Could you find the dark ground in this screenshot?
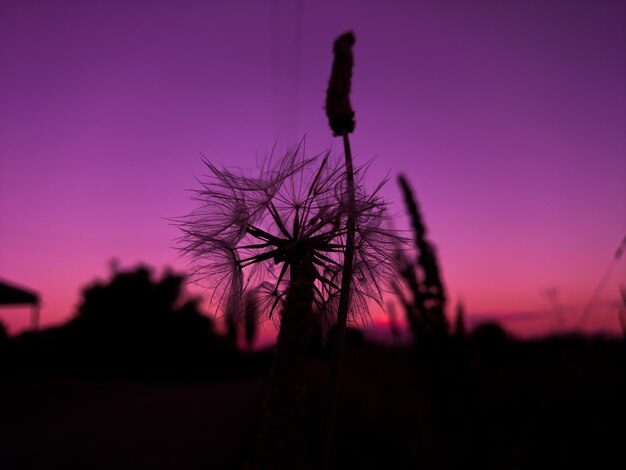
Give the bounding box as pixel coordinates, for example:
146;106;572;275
1;337;625;469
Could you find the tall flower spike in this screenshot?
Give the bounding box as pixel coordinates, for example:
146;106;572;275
325;31;356;136
322;31;358;470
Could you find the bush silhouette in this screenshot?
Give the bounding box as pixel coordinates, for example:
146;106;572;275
60;264;230;377
0;321;7;372
76;265;212;335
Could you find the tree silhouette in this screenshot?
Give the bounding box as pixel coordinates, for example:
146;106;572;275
77;265;208;330
70;264;217;375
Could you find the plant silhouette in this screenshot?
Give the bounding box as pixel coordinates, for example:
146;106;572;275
77;265;208;331
224;287;261;351
395;174;448;345
176;142;400;468
322;32;359;470
68;264;219;376
454;300;467;341
0;321;7;369
619;286;626;338
244;289;260;351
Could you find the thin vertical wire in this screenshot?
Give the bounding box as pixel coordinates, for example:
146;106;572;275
270;0;303;143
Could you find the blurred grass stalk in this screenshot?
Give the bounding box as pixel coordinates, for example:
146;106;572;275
397;174;448;344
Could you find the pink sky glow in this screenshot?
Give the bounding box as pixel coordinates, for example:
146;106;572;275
1;0;625;339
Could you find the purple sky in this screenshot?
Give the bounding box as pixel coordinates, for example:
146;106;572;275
1;0;624;338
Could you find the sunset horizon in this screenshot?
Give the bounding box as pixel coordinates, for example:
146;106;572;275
2;0;625;339
2;3;625;469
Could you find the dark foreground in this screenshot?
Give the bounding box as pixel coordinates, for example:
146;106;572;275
1;336;625;469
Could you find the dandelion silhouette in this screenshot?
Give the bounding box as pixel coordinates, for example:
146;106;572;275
176;141;400;469
177;142;397;323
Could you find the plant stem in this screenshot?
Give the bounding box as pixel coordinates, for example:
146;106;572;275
255;258;316;470
322;133;356;470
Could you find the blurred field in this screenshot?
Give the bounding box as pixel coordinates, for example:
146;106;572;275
0;376;267;469
1;337;625;469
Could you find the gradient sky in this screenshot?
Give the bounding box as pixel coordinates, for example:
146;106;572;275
1;0;624;338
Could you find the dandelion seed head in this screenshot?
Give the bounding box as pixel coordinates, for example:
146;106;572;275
175;143;405;331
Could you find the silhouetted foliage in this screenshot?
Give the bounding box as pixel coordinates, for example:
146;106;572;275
176;142;400;469
0;320;7;343
244;289;259;351
2;334;624;470
225;295;239;347
619;286;626;338
471;322;509;344
223;288;260;351
0;264;262;380
176;145;397;326
454;301;467;341
386;300;402;344
177;36;400;463
75;264;213;339
395;175;448;346
64;264;230;376
322;32;373;470
0;321;7;372
471;322;511;365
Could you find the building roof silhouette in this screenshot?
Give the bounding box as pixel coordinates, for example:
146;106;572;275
0;278;41;330
0;279;39;306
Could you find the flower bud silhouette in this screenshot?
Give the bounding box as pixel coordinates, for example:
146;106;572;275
325;31;356;136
